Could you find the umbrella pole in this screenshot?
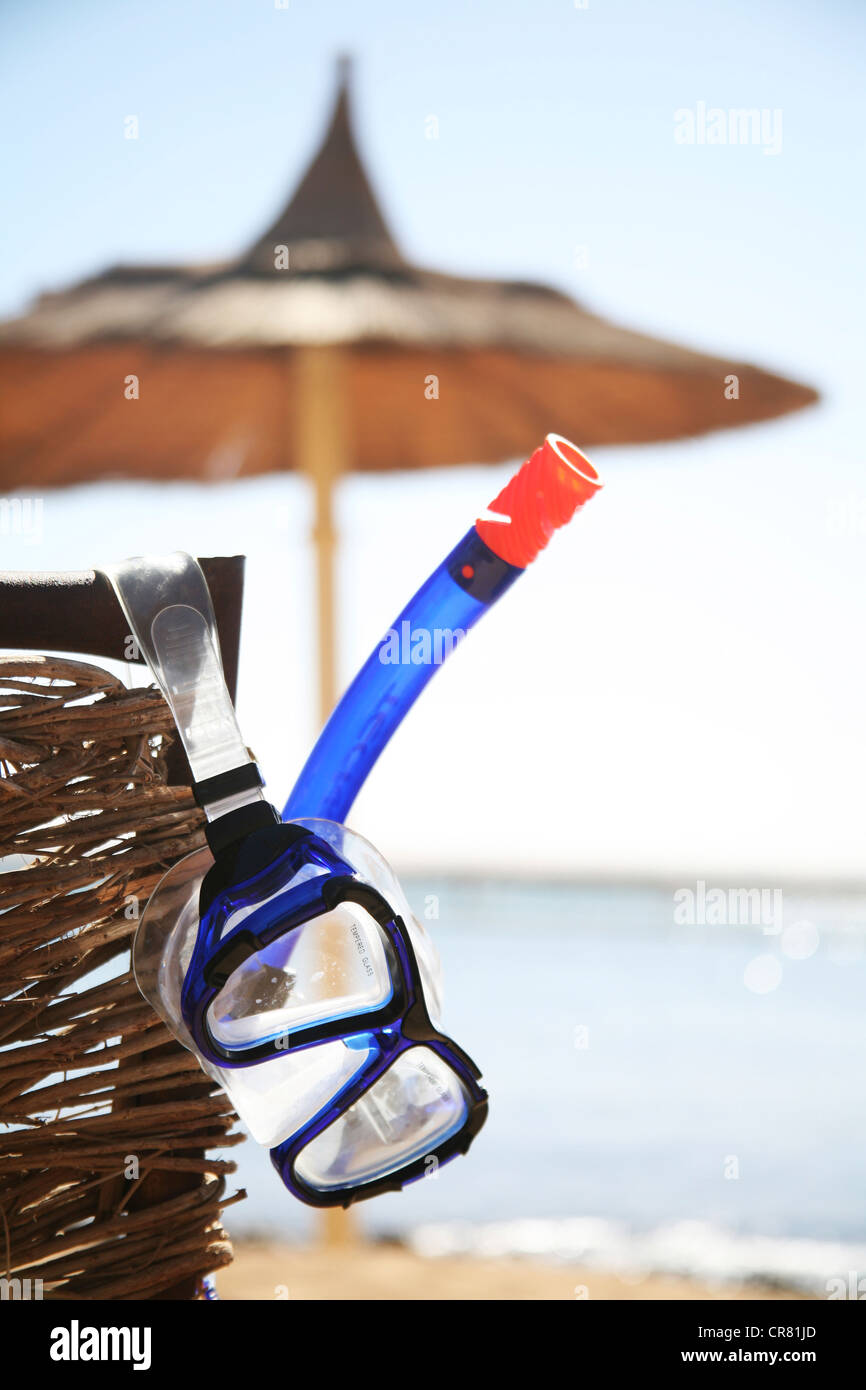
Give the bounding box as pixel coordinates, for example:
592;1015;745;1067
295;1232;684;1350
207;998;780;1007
305;368;339;730
296;345;358;1250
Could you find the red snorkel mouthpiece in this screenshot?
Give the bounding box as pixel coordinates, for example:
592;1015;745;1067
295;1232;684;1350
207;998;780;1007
475;433;602;568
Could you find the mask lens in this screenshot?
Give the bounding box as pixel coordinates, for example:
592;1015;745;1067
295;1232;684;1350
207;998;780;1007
294;1046;470;1192
220;1037;379;1149
207;904;397;1049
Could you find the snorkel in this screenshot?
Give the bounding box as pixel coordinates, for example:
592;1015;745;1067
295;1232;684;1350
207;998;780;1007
286;433;601;822
111;432;602;1208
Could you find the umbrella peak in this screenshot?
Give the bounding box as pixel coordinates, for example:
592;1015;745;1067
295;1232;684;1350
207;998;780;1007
239;57;405;278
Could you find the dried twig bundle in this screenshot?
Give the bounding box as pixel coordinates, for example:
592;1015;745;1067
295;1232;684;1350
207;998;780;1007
0;656;244;1299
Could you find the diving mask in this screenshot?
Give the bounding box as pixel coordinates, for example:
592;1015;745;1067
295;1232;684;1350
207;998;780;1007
105;553;487;1204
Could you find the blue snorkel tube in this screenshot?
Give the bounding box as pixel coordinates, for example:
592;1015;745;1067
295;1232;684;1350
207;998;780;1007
284;530;518;822
285;433;603;822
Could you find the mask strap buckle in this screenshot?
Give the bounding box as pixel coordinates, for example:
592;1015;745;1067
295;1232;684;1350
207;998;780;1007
103;552;267;827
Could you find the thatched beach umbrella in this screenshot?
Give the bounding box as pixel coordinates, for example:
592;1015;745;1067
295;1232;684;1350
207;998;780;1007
0;59;816;723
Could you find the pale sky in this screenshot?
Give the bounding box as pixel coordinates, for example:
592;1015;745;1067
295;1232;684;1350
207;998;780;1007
1;0;864;883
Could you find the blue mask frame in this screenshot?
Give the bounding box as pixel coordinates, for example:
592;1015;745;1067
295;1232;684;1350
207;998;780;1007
179;815;488;1206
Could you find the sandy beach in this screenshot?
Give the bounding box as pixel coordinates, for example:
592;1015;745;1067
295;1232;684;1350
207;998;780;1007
219;1241;810;1301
